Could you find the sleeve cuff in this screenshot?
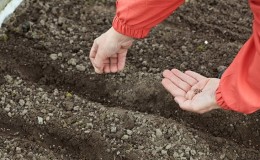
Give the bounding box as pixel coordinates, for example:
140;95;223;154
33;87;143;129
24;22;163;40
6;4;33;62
215;86;231;110
112;16;151;39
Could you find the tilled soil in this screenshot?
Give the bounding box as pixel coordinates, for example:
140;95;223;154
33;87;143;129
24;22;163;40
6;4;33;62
0;0;260;159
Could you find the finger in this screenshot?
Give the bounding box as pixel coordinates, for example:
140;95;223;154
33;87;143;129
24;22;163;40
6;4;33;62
118;51;127;71
89;41;98;64
103;59;110;64
185;70;206;81
93;49;106;73
162;78;186;97
171;69;197;86
104;64;111;73
90;41;101;72
89;40;98;59
110;56;118;73
163;70;191;92
118;48;128;54
94;67;103;74
121;40;133;49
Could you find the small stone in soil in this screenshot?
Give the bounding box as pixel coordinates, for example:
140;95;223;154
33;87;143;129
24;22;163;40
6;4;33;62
121;135;129;140
37;116;44;125
161;150;167;155
156;129;163;137
16;147;22;154
76;64;86;71
165;144;172;150
19;99;25;106
58;52;63;57
68;58;77;66
86;123;93;129
126;129;133;135
111;126;117;133
50;54;58;60
4;75;13;83
217;66;227;73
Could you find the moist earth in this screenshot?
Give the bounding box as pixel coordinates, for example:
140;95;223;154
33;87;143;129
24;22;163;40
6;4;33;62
0;0;259;159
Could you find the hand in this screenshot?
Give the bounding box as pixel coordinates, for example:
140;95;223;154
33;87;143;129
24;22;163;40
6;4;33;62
162;69;221;114
89;27;134;74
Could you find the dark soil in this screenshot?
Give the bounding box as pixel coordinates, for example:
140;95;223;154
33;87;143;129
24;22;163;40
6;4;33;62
0;0;260;159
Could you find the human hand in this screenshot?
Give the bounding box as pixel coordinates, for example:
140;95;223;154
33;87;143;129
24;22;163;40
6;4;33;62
89;27;134;74
162;69;220;114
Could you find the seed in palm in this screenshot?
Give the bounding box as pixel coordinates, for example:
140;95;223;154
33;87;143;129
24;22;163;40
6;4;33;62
194;89;202;95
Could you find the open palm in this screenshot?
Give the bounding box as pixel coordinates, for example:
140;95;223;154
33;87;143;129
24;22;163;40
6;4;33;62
162;69;220;114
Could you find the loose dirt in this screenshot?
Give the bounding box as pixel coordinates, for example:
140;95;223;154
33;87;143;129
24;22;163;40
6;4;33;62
0;0;260;159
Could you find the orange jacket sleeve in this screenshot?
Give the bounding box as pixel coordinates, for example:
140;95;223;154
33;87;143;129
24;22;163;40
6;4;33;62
112;0;184;38
216;0;260;114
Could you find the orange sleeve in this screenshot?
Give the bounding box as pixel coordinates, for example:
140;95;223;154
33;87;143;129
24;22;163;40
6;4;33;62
112;0;184;38
216;0;260;114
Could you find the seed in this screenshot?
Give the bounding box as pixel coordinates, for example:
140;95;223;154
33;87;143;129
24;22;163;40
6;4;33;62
194;89;202;95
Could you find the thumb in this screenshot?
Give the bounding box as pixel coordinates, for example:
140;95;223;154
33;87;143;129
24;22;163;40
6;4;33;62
174;96;193;112
121;40;133;49
94;50;106;74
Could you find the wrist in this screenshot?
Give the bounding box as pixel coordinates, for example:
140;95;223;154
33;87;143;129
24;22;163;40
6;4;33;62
211;95;221;110
210;79;221;110
110;27;134;42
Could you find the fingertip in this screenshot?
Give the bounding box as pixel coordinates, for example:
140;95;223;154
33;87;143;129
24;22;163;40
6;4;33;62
111;70;117;73
161;78;170;86
93;61;102;70
161;78;166;87
184;70;192;74
162;69;171;77
118;67;124;72
161;78;171;91
117;62;125;72
94;68;103;74
104;65;111;73
94;63;103;73
110;64;118;73
117;56;126;71
111;69;118;73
